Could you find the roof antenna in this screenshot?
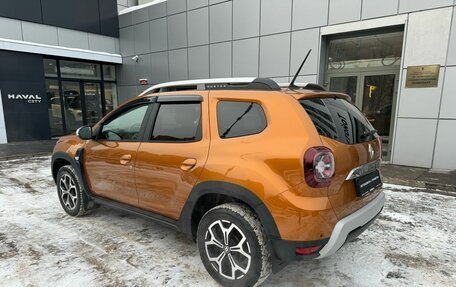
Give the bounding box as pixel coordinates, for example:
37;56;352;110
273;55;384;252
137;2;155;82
289;49;312;89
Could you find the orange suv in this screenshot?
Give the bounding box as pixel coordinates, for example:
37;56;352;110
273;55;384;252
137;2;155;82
52;77;384;286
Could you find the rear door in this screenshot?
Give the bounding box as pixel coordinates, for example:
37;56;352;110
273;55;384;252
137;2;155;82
135;93;210;220
300;97;382;219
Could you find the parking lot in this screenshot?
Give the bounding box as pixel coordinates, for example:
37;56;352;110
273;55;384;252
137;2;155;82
0;156;455;286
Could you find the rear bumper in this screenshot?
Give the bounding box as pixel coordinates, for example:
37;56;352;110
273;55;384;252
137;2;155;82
317;191;385;259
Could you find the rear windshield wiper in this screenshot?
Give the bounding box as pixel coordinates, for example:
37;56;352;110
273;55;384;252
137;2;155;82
360;129;378;139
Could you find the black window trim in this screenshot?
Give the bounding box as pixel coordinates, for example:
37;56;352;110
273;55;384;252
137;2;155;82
216;100;268;139
144;97;203;144
94;97;156;143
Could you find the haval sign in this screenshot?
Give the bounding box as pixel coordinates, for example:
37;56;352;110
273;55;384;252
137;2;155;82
7;94;42;104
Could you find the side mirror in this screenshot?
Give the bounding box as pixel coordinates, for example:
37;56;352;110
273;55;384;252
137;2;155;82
76;125;93;140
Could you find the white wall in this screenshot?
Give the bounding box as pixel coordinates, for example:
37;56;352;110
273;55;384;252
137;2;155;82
117;1;456;170
118;0;139;12
0;17;120;57
392;7;454;169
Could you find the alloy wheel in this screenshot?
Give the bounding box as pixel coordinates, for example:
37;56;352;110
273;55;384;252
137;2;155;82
204;219;252;280
59;173;78;211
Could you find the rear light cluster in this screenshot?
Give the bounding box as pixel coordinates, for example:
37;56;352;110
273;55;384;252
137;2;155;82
304;147;335;188
376;135;383;159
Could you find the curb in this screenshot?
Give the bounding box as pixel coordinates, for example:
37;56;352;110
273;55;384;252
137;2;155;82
0;152;52;162
383;176;456;197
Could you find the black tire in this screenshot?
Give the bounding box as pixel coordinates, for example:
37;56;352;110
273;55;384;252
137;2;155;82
56;165;92;217
197;203;272;287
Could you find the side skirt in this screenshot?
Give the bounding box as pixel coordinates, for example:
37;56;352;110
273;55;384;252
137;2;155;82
90;195;180;231
71;148;181;232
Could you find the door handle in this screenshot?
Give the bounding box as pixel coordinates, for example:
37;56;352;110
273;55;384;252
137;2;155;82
181;158;197;171
120;154;132;165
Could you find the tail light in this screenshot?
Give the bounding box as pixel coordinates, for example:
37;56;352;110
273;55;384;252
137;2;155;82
304;147;335;188
376;135;382;159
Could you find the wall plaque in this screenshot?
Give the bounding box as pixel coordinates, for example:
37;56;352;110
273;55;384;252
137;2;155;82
405;65;440;88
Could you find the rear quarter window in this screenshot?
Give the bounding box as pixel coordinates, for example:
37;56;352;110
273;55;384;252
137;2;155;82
300;98;376;144
217;101;267;139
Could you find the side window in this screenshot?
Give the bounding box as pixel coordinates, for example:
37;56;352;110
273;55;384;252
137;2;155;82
99;105;149;141
151;103;202;142
217;101;267;138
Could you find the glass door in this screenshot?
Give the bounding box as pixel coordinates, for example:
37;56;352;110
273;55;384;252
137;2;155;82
45;79;64;137
361;73;399;159
83;82;103;126
62;81;83;132
329;75;359;105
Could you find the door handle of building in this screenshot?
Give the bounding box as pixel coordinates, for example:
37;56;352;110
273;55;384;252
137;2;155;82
181;158;197;171
120;154;132;165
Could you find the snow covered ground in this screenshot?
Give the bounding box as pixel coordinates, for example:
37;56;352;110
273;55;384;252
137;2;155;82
0;156;455;287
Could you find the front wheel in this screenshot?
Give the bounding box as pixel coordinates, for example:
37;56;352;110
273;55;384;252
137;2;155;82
56;165;91;216
197;203;272;287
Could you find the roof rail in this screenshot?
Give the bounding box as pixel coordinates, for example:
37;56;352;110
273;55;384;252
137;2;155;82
278;83;326;91
139;77;281;96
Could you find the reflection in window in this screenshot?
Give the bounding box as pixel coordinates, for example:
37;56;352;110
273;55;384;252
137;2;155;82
300;98;376;145
328;31;404;71
62;81;83;132
217;101;267;138
44;59;58;77
330;76;357;103
84;83;103;125
152;104;202;142
103;65;116;81
46;79;63;137
60;60;101;80
104;83;118;113
100;105;148;141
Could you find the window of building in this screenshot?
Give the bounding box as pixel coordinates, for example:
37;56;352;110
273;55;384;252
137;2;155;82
59;60;101;80
217;101;267;139
99;105;149;141
151;103;202;142
327;31;404;71
43;58;117;136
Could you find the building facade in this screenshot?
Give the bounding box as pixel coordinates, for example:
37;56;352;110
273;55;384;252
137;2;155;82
0;0;122;143
116;0;456;170
1;0;455;171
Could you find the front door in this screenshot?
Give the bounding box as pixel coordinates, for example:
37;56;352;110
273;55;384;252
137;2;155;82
135;94;210;220
83;102;151;206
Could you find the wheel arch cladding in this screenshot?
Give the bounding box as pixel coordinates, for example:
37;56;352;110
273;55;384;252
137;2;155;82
51;152;76;182
179;181;281;241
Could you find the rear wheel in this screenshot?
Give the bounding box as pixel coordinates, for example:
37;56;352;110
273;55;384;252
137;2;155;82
56;165;92;216
197;203;272;287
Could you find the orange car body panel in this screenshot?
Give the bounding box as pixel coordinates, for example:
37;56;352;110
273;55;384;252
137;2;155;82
53;87;382;243
83;141;140;206
135;91;210;219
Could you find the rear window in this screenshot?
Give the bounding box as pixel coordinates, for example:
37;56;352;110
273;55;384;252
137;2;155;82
217;101;267;138
300;98;376;144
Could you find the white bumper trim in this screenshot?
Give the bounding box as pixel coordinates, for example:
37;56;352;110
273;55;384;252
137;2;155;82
317;192;385;259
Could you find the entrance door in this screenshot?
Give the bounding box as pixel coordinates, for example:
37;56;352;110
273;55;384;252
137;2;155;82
329;74;359;105
60;81;105;134
361;73;398;159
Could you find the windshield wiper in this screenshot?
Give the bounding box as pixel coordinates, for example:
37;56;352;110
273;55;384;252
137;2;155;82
221;103;254;138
